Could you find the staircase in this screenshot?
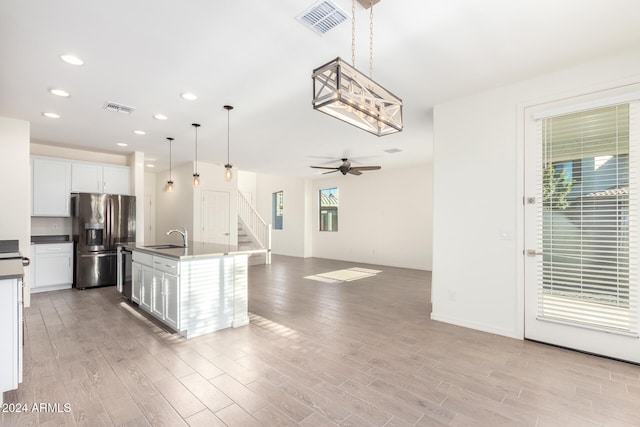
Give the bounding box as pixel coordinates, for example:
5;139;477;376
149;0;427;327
238;192;271;265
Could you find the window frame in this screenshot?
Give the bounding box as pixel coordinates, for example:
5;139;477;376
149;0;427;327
319;187;338;232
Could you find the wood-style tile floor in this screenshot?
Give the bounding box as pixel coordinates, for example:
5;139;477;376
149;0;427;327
3;255;639;426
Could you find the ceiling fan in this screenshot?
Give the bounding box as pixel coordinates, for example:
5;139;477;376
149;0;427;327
310;158;381;176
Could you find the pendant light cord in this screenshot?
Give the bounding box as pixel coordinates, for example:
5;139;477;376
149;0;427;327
227;109;230;165
194;126;198;173
166;137;174;181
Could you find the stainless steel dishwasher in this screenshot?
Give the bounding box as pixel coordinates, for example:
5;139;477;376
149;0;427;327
118;247;133;300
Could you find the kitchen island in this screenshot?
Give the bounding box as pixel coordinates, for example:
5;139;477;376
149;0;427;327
120;241;266;339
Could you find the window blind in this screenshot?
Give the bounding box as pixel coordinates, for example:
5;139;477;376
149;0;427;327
536;103;638;335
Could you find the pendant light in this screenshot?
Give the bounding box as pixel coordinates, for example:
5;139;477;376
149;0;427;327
166;137;174;192
223;105;234;181
192;123;201;187
311;0;402;136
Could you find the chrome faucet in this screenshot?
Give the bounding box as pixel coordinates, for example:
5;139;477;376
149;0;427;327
166;227;188;247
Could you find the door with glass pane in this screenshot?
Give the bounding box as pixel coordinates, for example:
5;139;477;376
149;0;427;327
524;100;640;363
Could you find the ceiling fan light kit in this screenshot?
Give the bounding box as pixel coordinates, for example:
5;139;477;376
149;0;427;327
312;0;402;137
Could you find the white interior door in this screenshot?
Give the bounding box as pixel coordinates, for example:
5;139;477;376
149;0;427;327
524;94;640;363
201;191;230;245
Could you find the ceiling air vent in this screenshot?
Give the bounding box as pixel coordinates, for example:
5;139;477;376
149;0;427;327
103;101;135;114
296;0;349;35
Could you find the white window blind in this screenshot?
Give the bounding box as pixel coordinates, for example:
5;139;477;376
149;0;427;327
536;103;639;335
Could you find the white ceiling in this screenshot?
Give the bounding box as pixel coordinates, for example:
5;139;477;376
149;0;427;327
2;0;640;178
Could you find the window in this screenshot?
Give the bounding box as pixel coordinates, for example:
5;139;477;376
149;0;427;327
272;191;283;230
319;187;338;231
539;103;637;334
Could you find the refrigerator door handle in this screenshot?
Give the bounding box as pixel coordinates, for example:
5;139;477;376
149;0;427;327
107;198;113;248
80;253;117;258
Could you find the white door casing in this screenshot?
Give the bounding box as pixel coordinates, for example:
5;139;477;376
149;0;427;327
524;87;640;363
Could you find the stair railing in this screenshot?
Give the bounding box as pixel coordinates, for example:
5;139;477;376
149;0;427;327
238;192;272;264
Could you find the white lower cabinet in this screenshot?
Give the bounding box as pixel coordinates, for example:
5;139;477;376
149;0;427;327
131;261;141;303
0;277;22;406
31;243;73;293
151;268;164;319
132;252;180;331
163;272;179;329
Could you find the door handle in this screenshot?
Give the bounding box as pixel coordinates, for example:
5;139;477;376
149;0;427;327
526;249;543;257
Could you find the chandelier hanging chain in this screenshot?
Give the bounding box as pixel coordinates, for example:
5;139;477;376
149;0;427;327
369;0;374;78
226;109;230;165
351;0;356;68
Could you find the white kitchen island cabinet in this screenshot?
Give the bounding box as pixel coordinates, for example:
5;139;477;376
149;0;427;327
0;261;24;406
127;242;260;338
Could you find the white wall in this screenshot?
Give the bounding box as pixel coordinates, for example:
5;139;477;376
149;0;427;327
432;49;640;339
311;164;432;270
155;163;194;243
0;118;31;306
255;173;312;258
30;141;128;165
238;170;257;206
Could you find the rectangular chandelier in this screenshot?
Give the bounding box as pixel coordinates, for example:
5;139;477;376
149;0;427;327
312;57;403;136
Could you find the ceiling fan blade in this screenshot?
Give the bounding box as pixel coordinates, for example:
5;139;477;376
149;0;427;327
310;166;339;170
323;170;339;174
350;166;381;171
347;169;363;175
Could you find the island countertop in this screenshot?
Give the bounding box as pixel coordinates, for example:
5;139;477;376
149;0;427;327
120;241;267;260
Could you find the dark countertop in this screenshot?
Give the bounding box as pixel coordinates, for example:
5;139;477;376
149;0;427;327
120;241;268;260
31;235;72;244
0;259;24;279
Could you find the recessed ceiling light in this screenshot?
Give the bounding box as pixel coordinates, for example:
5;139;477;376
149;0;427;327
154;114;168;121
146;157;157;162
146;164;155;168
43;112;60;119
181;92;198;101
60;54;84;66
384;148;403;154
133;130;146;135
50;89;70;97
116;142;128;147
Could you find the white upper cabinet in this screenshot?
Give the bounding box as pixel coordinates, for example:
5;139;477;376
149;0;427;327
102;165;130;195
71;161;130;195
31;157;71;217
71;162;102;193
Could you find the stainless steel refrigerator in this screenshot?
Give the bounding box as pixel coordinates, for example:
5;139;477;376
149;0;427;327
72;193;136;289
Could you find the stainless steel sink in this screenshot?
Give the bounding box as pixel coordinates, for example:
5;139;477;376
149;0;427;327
142;244;184;249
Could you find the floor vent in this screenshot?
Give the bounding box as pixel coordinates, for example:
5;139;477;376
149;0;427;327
296;0;349;35
104;101;135;114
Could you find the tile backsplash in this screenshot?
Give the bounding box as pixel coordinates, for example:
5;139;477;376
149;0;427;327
31;217;72;236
